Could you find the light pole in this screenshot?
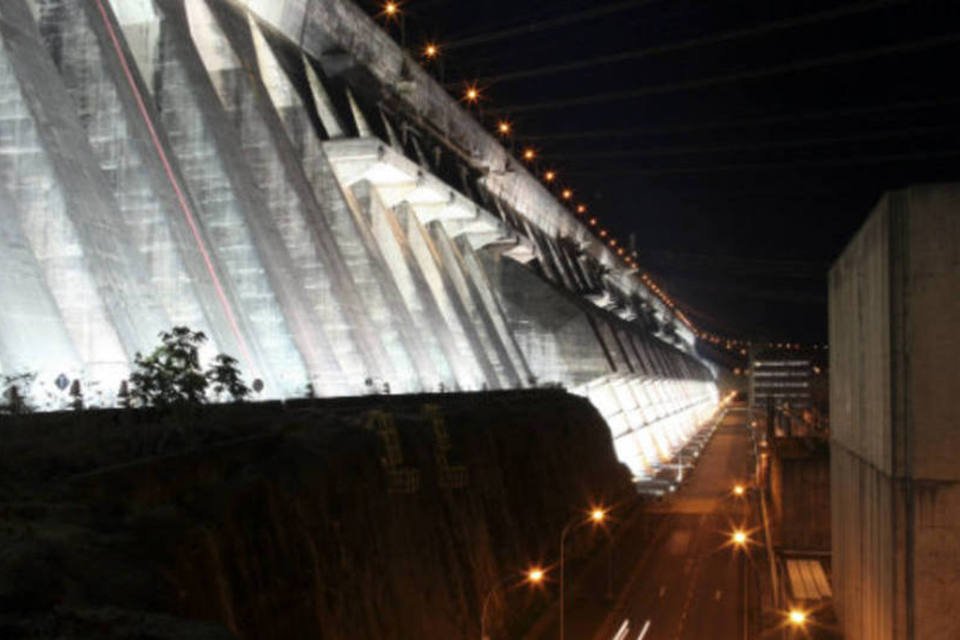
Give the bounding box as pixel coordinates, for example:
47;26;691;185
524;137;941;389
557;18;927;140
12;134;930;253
731;529;750;640
560;507;607;640
480;566;545;640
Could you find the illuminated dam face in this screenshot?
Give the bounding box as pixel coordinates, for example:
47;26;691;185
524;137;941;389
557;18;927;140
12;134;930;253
0;0;717;476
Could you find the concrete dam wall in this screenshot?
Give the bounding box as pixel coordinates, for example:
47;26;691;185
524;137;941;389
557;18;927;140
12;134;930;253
0;391;636;639
0;0;716;477
829;183;960;640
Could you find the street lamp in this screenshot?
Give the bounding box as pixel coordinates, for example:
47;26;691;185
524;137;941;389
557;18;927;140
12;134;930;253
733;483;746;497
560;507;608;640
787;607;809;631
731;530;750;640
480;566;545;640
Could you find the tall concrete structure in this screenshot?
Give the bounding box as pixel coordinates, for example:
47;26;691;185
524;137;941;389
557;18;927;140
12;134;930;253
829;184;960;639
0;0;717;477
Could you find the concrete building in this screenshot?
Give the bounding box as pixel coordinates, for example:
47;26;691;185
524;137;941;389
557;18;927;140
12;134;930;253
0;0;717;477
829;183;960;639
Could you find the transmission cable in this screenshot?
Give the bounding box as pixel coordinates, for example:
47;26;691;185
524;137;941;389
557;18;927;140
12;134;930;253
442;0;666;51
522;96;960;141
490;32;960;114
555;123;960;160
478;0;901;84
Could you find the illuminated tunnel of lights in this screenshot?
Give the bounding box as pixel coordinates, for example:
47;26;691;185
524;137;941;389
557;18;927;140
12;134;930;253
0;0;718;477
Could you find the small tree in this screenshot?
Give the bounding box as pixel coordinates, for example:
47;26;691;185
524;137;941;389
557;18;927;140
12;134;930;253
129;327;209;408
0;373;35;415
207;354;250;402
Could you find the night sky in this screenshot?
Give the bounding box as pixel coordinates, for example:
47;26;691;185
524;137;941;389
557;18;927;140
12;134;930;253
362;0;960;343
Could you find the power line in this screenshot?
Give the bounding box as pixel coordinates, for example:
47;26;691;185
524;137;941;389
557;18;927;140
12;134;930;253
554;123;960;160
521;96;960;141
442;0;666;51
478;0;900;84
490;32;960;114
562;148;960;176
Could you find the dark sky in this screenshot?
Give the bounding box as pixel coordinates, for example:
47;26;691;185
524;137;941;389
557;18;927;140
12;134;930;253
362;0;960;343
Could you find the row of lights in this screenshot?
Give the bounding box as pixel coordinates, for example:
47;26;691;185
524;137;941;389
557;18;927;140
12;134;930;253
378;2;638;266
729;482;811;633
379;2;710;340
480;505;609;640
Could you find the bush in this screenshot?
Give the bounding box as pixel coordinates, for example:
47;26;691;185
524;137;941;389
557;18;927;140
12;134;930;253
130;327;209;408
128;327;252;408
207;354;250;402
0;372;35;415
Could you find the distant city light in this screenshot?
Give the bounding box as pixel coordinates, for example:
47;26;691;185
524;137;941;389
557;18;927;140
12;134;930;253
497;120;512;135
423;42;439;59
544;170;557;182
522;147;537;161
463;84;480;103
561;188;573;200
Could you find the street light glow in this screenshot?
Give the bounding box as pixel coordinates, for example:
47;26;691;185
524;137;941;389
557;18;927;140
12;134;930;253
590;508;607;523
732;530;748;546
576;204;587;214
423;42;439;59
788;609;808;626
733;484;746;496
497;120;512;135
383;1;399;16
544;170;557;182
522;147;537;161
463;84;480;104
526;567;545;584
561;188;573;200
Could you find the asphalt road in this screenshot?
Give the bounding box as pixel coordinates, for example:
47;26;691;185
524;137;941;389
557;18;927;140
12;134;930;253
528;409;759;640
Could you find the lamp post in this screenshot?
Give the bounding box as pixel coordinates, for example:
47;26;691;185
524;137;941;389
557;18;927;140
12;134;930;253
480;566;545;640
560;507;607;640
731;529;749;640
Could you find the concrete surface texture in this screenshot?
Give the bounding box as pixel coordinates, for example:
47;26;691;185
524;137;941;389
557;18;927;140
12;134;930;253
829;183;960;640
0;0;715;475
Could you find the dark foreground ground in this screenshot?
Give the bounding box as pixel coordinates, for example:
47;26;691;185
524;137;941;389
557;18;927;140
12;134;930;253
0;390;634;639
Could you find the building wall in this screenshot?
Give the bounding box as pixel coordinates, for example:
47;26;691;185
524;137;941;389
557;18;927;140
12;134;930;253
829;183;960;640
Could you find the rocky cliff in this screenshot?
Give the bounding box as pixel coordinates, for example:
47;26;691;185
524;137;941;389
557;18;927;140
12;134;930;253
0;390;633;639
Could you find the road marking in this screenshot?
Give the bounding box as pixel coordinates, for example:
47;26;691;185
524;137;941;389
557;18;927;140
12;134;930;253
636;620;652;640
612;619;630;640
714;589;723;601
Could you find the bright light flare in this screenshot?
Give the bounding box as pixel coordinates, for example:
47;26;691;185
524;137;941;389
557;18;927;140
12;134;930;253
788;608;808;626
733;484;746;497
732;529;748;546
382;1;400;17
544;170;557;182
561;188;573;200
576;204;587;214
423;42;440;59
590;507;607;524
463;84;481;104
497;120;512;135
526;567;545;584
522;147;537;161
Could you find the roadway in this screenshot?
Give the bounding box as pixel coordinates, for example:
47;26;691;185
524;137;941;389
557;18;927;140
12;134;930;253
527;408;759;640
